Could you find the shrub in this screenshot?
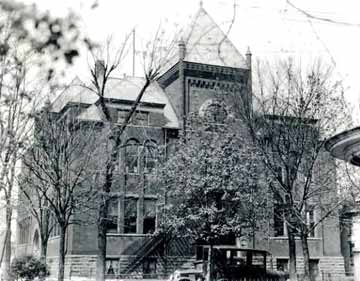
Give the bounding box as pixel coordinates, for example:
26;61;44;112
11;255;49;281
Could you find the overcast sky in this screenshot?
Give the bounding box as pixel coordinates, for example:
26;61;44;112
22;0;360;122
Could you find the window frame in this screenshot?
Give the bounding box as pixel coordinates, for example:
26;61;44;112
125;139;140;175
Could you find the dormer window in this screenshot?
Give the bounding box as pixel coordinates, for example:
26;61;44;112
118;110;149;126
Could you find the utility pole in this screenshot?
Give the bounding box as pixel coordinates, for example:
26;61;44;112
132;28;136;77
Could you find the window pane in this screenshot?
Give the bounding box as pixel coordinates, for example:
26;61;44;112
309;259;319;279
274;194;284;237
124;198;137;233
125;140;139;174
143;257;157;277
143;199;156;234
144;141;157;173
108;199;118;233
277;259;288;272
106;259;119;275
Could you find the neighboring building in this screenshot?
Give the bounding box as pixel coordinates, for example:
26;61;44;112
16;5;345;280
326;127;360;279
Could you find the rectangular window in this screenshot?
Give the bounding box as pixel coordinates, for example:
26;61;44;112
143;257;157;278
117;110;128;124
133;112;148;126
125;141;140;174
108;199;118;233
276;258;288;272
309;259;319;279
143;199;156;234
124;198;137;233
106;259;119;276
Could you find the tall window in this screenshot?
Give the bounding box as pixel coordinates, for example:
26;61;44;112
273;193;285;237
306;209;316;237
125;139;140;174
143;199;156;234
144;140;158;173
108;199;118;233
309;259;319;280
124;197;137;233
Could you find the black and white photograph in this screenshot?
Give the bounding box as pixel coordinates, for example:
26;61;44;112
1;1;360;281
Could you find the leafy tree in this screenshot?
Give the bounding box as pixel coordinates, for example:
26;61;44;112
155;116;268;281
10;255;49;281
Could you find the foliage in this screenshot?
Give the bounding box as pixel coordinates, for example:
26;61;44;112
155;116;269;244
11;255;49;281
0;1;91;278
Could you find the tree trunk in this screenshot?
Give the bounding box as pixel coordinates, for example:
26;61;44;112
58;226;66;281
40;236;48;260
2;200;12;281
96;197;108;281
206;245;213;281
301;232;311;281
287;224;297;281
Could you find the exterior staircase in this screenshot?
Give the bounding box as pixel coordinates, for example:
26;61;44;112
121;233;168;275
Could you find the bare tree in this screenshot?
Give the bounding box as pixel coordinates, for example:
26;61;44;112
77;30;177;281
17;170;53;260
21;103;99;281
236;58;351;281
0;1;87;279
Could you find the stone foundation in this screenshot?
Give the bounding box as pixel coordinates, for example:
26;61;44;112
271;256;346;280
47;255;194;280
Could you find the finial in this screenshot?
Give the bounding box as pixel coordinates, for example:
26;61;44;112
246;46;252;56
178;37;186;60
199;0;203;8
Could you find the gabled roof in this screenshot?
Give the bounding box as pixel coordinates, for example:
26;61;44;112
161;6;248;73
182;6;248;69
51;77;179;128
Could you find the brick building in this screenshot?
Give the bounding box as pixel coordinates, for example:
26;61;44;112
16;5;346;280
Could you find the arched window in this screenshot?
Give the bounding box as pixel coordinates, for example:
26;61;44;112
144;140;158;173
125;139;140;174
205;102;227;123
199;99;228;124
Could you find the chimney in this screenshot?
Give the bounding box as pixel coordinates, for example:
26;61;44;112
95;59;105;84
178;38;186;61
245;46;252;69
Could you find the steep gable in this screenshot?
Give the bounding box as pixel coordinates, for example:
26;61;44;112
182;6;248;69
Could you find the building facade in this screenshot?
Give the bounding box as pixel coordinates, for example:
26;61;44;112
16;5;345;280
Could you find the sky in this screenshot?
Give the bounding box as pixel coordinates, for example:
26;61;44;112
21;0;360;123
